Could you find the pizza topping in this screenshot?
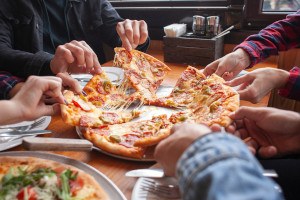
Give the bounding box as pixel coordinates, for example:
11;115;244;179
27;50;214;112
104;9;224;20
91;128;110;136
100;112;120;124
119;134;140;148
80;116;101;127
103;81;113;93
109;135;121;143
72;97;92;112
17;186;37;200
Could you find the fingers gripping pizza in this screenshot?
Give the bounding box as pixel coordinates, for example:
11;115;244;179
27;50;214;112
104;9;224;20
0;157;108;200
113;47;171;101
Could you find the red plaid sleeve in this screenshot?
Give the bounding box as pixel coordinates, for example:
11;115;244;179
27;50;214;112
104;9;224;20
0;71;24;99
278;67;300;101
234;10;300;68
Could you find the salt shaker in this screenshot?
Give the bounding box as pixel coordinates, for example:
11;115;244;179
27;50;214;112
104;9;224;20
206;16;220;38
192;15;205;36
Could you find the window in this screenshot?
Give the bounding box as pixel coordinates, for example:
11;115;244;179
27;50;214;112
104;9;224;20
262;0;300;12
243;0;296;30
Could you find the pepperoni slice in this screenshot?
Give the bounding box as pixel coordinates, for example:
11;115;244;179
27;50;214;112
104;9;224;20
100;112;120;124
119;134;140;148
91;128;110;136
126;70;142;85
120;50;132;63
79;115;98;127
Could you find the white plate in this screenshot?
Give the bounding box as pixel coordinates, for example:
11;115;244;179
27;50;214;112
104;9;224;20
0;116;51;151
0;151;126;200
132;177;181;200
71;66;124;87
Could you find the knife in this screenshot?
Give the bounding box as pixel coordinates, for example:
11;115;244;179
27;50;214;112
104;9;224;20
125;168;278;178
0;130;52;137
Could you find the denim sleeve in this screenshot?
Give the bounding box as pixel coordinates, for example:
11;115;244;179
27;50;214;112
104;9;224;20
176;133;284;200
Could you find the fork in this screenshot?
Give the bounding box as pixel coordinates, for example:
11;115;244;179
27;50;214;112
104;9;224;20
140;178;181;199
0;117;46;132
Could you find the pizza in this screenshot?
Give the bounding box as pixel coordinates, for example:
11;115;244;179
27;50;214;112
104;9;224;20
82;115;172;158
0;156;107;200
147;66;206;108
113;47;171;101
60;49;239;159
60;90;141;127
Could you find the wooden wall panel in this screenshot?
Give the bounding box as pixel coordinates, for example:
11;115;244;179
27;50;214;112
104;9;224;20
268;49;300;112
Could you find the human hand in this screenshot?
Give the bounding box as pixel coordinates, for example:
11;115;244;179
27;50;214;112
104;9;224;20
203;48;251;80
225;68;289;103
154;123;211;176
50;40;102;75
116;19;148;51
56;72;82;94
10;76;65;121
230;106;300;158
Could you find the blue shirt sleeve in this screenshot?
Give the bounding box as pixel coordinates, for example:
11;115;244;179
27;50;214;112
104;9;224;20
176;133;284;200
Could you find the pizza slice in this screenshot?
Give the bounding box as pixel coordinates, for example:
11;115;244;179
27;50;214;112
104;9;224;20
0;157;107;200
113;47;171;101
83;72;137;109
186;74;239;127
147;66;206;108
82;115;173;159
60;90;141;127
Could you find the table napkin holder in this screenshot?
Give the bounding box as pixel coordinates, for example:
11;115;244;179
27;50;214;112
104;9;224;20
163;35;224;66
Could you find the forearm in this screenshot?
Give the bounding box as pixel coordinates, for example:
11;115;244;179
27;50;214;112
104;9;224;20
0;49;54;77
234;11;300;68
176;133;283;200
0;100;24;125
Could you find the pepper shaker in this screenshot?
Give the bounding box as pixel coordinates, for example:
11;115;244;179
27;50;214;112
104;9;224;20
206;16;220;38
192;15;206;36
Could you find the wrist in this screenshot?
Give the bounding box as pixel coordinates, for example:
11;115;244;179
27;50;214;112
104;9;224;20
0;100;24;125
234;48;251;69
273;69;290;89
49;59;58;74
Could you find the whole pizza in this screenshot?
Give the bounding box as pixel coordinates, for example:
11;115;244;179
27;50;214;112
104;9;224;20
60;48;240;159
0;156;108;200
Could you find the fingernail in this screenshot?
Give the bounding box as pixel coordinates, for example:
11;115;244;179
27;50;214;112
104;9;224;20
64;99;69;105
82;91;87;96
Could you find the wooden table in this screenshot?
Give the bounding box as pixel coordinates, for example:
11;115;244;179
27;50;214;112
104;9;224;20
5;50;277;199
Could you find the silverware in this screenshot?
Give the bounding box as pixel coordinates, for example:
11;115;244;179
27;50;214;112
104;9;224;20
126;168;278;178
140;178;181;199
126;168;164;178
0;130;52;137
0;117;46;131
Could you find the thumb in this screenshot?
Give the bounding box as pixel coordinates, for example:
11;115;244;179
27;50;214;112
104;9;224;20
40;104;60;116
231;106;262;121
